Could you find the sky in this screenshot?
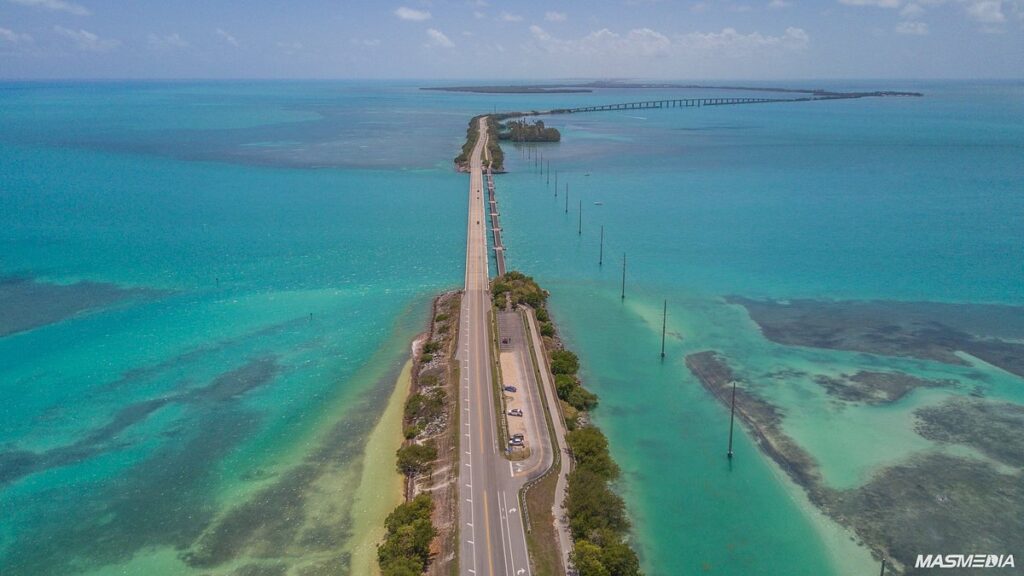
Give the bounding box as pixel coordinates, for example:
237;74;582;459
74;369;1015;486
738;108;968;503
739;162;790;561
0;0;1022;80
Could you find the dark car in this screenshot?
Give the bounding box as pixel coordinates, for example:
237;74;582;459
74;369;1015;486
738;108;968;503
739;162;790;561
503;386;517;393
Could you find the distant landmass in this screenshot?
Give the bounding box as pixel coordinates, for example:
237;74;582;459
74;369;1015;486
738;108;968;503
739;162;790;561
421;85;592;94
422;81;922;98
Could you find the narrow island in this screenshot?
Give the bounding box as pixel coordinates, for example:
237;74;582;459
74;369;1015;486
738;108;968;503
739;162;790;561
378;291;462;576
492;272;643;576
455;116;561;172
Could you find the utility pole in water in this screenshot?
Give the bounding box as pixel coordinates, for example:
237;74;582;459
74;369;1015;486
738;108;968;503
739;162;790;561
620;253;626;300
599;225;604;267
578;200;582;235
727;381;737;459
661;300;667;359
565;184;569;214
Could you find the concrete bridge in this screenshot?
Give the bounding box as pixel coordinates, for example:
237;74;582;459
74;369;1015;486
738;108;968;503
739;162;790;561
485;166;507;277
554;96;800;114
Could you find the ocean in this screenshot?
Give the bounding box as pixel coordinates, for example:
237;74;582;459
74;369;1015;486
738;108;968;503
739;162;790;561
1;80;1021;575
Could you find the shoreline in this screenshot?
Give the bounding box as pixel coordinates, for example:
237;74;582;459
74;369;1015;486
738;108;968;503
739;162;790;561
347;360;414;576
376;290;462;576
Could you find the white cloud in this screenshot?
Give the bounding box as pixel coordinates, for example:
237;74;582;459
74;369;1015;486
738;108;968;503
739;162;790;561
473;10;486;19
900;3;925;17
681;26;810;52
966;0;1006;22
529;24;809;60
524;24;810;77
7;0;89;16
53;25;119;52
351;38;381;47
0;26;32;43
895;20;929;32
216;28;239;47
839;0;901;6
425;28;454;47
544;11;568;21
147;33;188;50
500;11;524;22
839;0;1017;33
394;6;431;21
768;0;793;8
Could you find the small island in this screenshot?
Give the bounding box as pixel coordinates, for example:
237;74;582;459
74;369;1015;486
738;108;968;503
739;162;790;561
499;119;561;143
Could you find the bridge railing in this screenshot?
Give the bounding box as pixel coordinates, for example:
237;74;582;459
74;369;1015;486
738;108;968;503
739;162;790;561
557;96;799;114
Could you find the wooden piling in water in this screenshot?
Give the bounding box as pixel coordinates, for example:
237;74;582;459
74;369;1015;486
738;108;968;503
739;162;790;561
620;253;626;300
727;381;737;459
661;300;667;359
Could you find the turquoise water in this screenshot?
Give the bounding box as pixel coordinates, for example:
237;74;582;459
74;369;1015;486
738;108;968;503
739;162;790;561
2;81;1022;575
493;81;1023;574
0;82;475;575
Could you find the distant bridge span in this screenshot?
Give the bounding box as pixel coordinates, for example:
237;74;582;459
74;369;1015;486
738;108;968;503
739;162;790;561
551;96;814;114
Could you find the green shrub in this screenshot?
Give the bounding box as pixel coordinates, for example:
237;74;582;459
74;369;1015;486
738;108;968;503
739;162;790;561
566;469;630;538
540;322;556;337
571;532;642;576
555;374;577;399
420;353;433;363
523;291;543;308
405;390;445;426
567;427;619;480
536;307;550;322
378;494;436;575
422;341;441;354
396;442;437;477
561;400;579;431
570;540;609;576
551;350;580;375
567;386;599;412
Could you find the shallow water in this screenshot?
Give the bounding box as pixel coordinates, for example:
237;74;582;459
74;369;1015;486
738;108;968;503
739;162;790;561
2;80;1022;575
0;82;464;575
494;80;1023;574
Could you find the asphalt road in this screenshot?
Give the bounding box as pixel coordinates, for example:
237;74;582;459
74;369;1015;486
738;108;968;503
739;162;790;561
458;117;536;576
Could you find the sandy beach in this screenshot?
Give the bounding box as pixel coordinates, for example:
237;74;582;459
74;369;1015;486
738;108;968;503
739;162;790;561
346;360;413;575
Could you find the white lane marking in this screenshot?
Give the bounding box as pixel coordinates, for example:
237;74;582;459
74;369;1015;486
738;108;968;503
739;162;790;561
501;490;517;576
497;490;513;576
514;489;533;576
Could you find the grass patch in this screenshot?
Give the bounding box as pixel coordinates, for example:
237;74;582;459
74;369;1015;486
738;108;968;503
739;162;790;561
524;460;562;576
